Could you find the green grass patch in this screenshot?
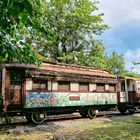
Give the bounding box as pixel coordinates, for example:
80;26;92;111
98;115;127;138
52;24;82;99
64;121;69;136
75;116;140;140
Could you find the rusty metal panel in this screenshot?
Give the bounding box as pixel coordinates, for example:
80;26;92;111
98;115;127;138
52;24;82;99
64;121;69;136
22;80;26;108
135;92;140;102
128;91;136;103
4;70;10;111
10;85;21;104
4;63;116;78
2;67;6;106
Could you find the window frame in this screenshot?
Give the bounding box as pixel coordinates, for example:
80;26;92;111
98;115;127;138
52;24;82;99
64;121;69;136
109;84;116;92
79;82;89;92
32;79;48;91
96;83;105;92
58;81;70;91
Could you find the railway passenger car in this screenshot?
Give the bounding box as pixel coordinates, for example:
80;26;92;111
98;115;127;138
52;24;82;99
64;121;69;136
0;63;118;124
118;76;140;114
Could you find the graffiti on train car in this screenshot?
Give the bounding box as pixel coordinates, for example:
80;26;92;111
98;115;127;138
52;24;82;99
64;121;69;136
25;92;117;108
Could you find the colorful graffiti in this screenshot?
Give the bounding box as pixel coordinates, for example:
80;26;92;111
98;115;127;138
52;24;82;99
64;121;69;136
25;92;117;108
26;92;57;107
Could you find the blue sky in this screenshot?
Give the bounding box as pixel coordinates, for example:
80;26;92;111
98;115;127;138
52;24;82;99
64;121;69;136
98;0;140;73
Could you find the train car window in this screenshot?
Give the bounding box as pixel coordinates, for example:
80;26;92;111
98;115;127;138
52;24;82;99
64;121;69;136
9;70;24;104
121;82;125;92
96;83;105;92
33;80;47;90
133;85;135;91
79;82;89;91
109;84;116;92
58;81;70;91
10;70;24;85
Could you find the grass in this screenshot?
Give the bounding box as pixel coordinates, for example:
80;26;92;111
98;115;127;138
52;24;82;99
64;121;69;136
74;115;140;140
1;114;140;140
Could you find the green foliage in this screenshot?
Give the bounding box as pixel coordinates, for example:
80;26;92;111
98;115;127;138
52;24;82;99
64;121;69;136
106;51;126;75
124;73;140;78
76;41;107;69
0;0;127;76
0;0;44;64
0;23;42;64
36;0;108;63
75;41;126;76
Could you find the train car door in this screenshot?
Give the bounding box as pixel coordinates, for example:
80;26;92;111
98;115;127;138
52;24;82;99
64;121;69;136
135;80;140;102
127;79;136;104
6;69;24;111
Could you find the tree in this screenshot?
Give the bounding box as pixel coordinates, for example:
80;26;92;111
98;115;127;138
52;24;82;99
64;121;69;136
106;51;126;75
0;0;45;64
0;0;126;77
76;41;107;69
35;0;108;63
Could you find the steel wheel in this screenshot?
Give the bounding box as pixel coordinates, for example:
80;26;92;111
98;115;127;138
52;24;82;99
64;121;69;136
26;114;32;123
31;112;46;124
118;105;127;114
128;109;135;115
79;109;88;117
88;109;98;119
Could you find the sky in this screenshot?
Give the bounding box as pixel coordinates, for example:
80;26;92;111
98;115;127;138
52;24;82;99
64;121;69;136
97;0;140;73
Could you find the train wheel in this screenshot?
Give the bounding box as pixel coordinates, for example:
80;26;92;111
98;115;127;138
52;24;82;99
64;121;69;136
128;109;135;115
88;109;98;119
79;109;88;117
118;106;127;114
25;114;32;123
26;112;46;124
31;112;46;124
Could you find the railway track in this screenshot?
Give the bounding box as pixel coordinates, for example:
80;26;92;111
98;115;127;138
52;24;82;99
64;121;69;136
0;110;135;125
0;110;119;125
0;110;139;135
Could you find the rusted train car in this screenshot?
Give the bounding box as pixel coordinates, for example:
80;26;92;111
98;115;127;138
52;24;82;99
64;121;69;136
0;63;118;123
118;77;140;114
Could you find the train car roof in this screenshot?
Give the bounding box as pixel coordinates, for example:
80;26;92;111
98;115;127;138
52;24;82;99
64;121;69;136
3;62;115;78
127;77;140;81
118;76;140;81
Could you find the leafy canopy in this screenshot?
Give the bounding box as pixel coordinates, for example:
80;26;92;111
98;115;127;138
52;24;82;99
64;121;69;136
35;0;108;63
106;51;126;75
0;0;45;64
0;0;127;76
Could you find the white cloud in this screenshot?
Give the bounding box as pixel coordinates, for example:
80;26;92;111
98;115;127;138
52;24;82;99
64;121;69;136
124;48;140;73
97;0;140;74
98;0;140;27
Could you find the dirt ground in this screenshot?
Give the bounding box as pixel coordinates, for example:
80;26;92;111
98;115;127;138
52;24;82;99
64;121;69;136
0;112;140;140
